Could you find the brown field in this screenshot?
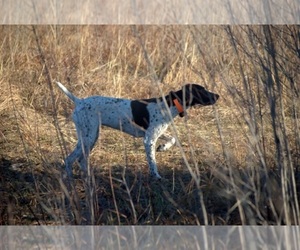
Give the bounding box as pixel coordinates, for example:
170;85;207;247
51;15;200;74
0;25;299;225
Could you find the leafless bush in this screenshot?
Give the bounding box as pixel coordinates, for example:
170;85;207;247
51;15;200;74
0;25;299;225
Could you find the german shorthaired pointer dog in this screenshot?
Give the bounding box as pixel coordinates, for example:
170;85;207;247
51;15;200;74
56;81;219;179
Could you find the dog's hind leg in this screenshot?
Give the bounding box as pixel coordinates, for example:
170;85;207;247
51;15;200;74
64;140;84;177
77;125;100;175
65;107;100;177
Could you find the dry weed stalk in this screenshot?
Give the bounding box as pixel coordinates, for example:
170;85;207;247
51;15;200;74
0;25;299;225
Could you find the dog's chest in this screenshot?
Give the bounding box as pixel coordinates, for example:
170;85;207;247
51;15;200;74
131;100;173;130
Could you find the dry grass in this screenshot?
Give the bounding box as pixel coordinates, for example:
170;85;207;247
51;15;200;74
0;25;299;225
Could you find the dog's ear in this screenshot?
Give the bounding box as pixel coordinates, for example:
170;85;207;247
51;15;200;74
181;84;194;105
167;90;181;107
169;90;176;99
168;91;177;105
182;84;192;92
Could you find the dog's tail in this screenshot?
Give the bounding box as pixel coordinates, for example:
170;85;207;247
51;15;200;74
55;81;79;103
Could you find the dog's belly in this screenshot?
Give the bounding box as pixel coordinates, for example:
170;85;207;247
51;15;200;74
101;117;145;137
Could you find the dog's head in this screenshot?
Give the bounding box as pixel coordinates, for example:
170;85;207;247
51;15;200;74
180;84;219;107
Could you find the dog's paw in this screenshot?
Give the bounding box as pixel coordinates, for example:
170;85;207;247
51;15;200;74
156;145;166;152
150;172;162;180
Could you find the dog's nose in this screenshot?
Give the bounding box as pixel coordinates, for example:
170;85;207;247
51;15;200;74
215;94;220;100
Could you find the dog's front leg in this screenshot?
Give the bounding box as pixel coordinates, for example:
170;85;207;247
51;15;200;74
157;133;176;152
143;130;162;179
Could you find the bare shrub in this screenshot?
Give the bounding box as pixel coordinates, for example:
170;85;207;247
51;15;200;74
0;25;299;225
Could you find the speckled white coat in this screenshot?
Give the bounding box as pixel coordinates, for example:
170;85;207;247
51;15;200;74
56;81;219;179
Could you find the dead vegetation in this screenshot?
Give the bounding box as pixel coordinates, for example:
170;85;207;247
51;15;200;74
0;25;299;225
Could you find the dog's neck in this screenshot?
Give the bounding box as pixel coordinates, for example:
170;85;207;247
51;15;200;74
141;90;187;118
165;90;186;117
172;98;184;117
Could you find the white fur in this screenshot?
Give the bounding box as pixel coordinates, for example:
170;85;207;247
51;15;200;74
57;82;177;179
56;81;219;179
